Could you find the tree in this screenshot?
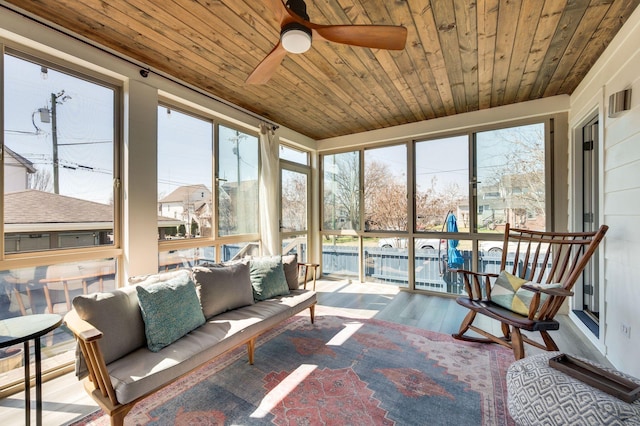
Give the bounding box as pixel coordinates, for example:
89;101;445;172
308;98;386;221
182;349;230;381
323;152;360;230
28;168;53;192
178;223;186;236
281;172;307;231
364;161;407;230
190;218;199;237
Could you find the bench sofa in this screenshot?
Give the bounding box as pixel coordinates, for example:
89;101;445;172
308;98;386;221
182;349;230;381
64;255;316;426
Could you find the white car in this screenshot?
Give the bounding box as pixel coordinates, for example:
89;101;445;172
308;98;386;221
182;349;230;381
378;237;444;250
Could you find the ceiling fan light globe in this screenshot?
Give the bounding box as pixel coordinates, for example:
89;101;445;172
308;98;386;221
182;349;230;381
281;24;312;54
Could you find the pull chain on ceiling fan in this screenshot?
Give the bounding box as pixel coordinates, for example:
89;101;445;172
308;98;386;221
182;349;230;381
245;0;408;84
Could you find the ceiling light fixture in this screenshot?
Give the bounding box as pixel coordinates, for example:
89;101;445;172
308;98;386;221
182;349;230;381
281;22;312;54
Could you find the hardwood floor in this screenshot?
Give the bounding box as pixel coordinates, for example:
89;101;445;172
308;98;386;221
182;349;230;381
0;278;610;425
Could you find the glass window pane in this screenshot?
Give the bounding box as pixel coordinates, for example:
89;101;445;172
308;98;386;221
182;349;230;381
365;237;409;288
221;241;260;262
321;236;358;278
415;240;470;294
281;169;307;232
279;145;308;164
415;136;469;232
4;54;115;253
0;259;116;388
157;107;213;240
323;151;360;231
364;145;407;231
282;235;307;262
158;247;213;271
218;126;259;236
475;123;546;232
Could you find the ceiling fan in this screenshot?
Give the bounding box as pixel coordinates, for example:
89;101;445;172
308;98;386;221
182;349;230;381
245;0;408;84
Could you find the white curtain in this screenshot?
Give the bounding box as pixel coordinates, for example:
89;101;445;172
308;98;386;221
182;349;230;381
259;123;280;256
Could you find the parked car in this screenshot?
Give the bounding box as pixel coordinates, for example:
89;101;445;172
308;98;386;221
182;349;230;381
378;237;444;250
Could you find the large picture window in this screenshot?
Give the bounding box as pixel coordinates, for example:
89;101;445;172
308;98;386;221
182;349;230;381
3;54;116;253
320;121;549;292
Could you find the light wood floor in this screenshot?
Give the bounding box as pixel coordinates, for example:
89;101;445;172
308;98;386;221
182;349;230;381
0;278;610;425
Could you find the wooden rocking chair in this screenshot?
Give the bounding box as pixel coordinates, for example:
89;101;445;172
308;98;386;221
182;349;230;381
452;223;608;360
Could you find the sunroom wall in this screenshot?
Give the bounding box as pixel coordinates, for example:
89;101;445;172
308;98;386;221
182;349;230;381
569;5;640;377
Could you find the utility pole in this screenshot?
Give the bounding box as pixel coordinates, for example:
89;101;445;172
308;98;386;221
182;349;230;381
51;92;60;194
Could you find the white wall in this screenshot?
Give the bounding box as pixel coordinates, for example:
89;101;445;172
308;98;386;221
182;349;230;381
570;6;640;377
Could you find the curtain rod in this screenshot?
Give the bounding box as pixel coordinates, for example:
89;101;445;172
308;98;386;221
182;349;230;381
1;3;280;130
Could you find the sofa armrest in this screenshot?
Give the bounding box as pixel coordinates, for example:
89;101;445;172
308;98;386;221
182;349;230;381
64;309;120;407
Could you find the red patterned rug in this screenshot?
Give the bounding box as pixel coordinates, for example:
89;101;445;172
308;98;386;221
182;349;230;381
71;315;514;425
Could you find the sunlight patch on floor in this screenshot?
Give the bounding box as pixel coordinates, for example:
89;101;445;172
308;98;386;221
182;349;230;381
250;364;317;419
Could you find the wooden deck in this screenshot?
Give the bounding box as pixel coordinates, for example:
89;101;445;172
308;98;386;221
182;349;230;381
0;278;609;425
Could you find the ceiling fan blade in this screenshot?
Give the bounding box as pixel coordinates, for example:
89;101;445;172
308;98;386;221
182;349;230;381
313;25;407;50
245;42;288;85
265;0;288;24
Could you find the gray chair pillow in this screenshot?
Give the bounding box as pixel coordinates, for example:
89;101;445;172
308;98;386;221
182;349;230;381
282;254;299;290
72;286;146;365
192;263;254;319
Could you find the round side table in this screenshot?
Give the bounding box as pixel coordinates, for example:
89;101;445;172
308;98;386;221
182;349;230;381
0;314;63;426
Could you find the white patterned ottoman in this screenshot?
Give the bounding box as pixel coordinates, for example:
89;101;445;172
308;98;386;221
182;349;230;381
507;352;640;425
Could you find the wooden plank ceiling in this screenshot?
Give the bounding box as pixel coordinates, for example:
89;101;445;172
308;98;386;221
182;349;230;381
3;0;638;140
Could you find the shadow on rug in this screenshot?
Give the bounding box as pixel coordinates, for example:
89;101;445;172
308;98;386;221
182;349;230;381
71;315;514;425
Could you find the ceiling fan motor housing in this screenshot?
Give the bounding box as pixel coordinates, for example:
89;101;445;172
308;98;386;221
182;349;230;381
281;22;312;54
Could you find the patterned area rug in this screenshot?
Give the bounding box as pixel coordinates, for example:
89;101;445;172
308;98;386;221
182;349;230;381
71;315;514;425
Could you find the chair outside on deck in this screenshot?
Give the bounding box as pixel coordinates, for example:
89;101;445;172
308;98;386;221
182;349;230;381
40;263;91;315
452;223;608;360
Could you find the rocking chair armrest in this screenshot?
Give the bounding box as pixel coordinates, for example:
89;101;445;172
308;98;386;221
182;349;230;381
453;269;499;300
452;269;499;279
521;284;574;297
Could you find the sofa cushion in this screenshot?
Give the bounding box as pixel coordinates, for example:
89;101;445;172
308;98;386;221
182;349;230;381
249;256;290;301
192;263;254;319
128;268;189;286
136;274;205;352
72;286;145;365
282;254;299;290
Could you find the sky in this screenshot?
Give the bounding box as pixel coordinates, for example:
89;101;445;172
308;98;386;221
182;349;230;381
4;53;259;205
4;53;114;204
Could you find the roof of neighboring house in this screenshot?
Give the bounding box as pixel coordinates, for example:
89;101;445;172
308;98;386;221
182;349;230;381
159;184;212;203
4;189;181;231
4;146;37;173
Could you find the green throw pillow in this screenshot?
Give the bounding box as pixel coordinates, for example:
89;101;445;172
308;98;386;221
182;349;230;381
249;256;290;301
136;274;205;352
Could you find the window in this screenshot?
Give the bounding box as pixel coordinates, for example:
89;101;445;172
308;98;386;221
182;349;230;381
279;145;308;165
415;136;469;231
1;52;120;390
475;123;546;232
217;125;259;237
364;145;407;231
3;54;116;253
323;151;360;231
157;106;213;240
320;121;549;293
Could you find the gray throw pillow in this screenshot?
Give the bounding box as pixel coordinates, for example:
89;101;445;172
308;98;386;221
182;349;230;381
73;286;146;365
282;254;299;290
136;274;205;352
249;256;290;301
192;263;254;319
